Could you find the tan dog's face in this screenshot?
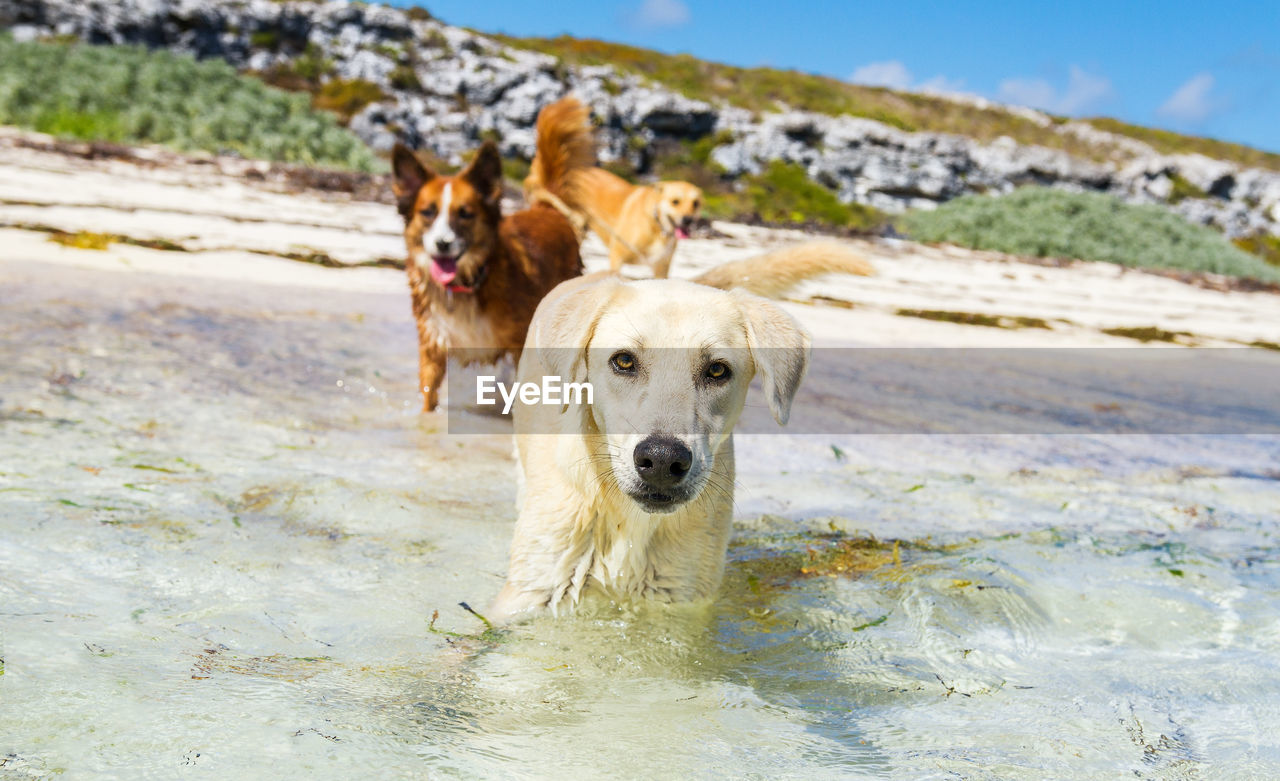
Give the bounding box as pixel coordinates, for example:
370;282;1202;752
654;181;703;239
575;280;808;514
391;142;503;293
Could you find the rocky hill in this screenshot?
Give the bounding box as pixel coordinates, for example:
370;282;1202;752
4;0;1279;242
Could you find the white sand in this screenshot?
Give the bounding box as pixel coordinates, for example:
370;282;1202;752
3;127;1277;348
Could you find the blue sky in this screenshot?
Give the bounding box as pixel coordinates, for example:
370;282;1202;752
395;0;1280;154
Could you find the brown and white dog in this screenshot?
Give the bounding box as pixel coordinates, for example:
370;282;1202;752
391;98;594;411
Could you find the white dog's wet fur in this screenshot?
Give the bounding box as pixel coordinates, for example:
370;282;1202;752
490;272;810;622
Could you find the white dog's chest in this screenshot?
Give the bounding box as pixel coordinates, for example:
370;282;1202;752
586;541;664;598
549;514;719;610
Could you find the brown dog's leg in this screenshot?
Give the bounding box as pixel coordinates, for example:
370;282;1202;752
407;275;445;412
418;340;446;412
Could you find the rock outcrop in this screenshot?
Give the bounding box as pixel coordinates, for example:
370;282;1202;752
5;0;1279;238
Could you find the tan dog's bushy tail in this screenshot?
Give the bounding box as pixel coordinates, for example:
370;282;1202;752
693;240;875;297
525;96;595;212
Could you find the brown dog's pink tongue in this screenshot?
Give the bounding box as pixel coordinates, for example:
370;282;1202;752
676;227;689;240
430;256;458;286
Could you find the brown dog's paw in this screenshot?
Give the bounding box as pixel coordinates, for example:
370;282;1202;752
420;389;439;413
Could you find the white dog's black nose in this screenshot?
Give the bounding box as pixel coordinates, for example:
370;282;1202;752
634;435;692;488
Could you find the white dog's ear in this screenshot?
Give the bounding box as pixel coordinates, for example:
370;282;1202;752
732;289;811;425
529;272;624;391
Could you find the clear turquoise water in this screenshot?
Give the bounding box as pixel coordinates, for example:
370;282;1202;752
2;261;1278;779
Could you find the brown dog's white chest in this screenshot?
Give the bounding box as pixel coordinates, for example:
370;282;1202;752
410;270;505;360
420;297;497;351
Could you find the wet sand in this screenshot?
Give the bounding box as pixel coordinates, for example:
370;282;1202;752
3;250;1280;777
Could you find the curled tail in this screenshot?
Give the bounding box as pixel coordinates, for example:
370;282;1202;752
693;240;875;297
524;96;595;212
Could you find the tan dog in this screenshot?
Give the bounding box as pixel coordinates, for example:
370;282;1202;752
571;169;704;278
489;271;811;623
391;98;593;411
523;98;702;279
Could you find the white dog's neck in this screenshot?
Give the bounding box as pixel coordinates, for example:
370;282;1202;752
550;432;705;609
556;504;681;609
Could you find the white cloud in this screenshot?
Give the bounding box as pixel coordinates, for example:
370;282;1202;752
849;61;968;97
1058;67;1113;113
997;66;1113;115
850;60;913;90
998;77;1057;110
1157;73;1218;122
915;74;968;96
632;0;690;28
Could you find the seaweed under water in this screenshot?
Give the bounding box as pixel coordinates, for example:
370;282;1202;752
2;260;1279;778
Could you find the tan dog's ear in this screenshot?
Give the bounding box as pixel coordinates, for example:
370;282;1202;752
529;273;624;400
462;140;503;207
391;143;434;220
731;289;811;425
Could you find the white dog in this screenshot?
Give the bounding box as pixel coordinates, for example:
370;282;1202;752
489;270;812;622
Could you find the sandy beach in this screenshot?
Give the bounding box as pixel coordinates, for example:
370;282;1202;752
4;127;1278;350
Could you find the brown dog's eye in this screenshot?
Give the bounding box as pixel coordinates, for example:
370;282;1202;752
610;352;637;373
420;204;437;219
672;199;681;206
705;361;731;381
457;205;474;219
693;199;701;209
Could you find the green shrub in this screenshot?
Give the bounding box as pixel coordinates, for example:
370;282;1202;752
1086;117;1280;173
249;30;280;50
0;36;378;171
1167;173;1207;204
254;43;336;92
707;161;884;231
1233;233;1280;268
312;78;386;122
650;133;728;185
388;64;421;91
902;187;1280;283
501;155;530;184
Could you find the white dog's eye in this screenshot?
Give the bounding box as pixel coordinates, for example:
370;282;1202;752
705;361;731;381
610;351;637;373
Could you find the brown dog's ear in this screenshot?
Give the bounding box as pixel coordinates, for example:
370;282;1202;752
527;273;623;404
462;140;503;207
731;289;811;425
391;143;434;219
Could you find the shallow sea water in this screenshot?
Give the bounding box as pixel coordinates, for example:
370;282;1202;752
2;260;1279;779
